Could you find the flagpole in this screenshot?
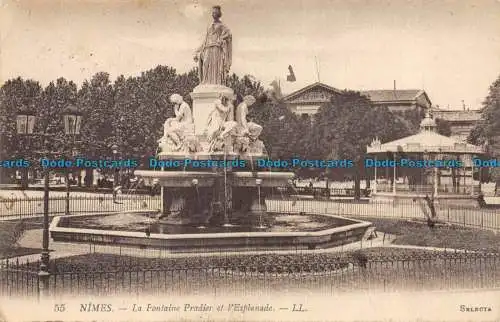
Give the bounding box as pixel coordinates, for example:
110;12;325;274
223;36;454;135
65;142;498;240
315;56;321;83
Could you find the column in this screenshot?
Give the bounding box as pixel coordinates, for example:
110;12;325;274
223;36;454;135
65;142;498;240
462;155;466;191
470;157;475;196
373;156;378;194
433;166;438;197
160;166;164;214
392;152;396;195
433;154;438;197
479;166;482;194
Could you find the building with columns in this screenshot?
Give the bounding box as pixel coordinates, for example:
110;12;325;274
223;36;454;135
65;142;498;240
282;82;432;117
282;82;343;117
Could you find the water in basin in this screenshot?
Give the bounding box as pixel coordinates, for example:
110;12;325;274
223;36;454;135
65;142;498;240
60;211;356;234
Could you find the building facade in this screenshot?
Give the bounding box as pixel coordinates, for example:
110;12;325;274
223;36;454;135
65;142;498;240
282;82;343;117
431;108;482;142
360;89;432;112
283;82;432;116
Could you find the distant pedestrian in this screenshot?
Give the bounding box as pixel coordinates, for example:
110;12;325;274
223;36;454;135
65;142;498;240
113;186;123;204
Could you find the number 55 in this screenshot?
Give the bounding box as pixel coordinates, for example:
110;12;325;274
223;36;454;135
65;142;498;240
54;304;66;312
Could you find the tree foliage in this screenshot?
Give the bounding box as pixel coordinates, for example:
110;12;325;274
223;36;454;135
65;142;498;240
469;74;500;147
435;118;452;137
468;74;500;182
1;68;431;188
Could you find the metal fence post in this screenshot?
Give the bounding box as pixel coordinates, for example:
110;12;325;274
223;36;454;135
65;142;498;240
37;270;50;300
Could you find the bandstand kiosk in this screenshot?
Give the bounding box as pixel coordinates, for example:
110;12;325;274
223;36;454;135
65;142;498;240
366;113;486;199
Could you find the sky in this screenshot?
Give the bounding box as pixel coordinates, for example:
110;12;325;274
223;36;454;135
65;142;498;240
1;0;500;110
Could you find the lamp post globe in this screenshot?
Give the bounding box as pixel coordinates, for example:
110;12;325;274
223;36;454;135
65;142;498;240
63;104;82;135
16;105;36;135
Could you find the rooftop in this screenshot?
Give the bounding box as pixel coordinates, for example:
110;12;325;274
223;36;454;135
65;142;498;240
431;108;482;122
282;82;342;102
366;114;484;154
361;89;424;102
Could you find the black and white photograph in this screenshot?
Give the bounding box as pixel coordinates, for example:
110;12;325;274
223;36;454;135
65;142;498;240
0;1;500;321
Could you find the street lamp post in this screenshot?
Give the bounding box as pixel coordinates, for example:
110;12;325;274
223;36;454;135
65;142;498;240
39;142;50;299
16;105;36;189
16;107;50;298
17;104;83;299
111;144;119;190
63;105;82;216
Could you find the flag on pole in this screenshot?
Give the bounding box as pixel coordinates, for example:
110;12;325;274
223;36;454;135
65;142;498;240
286;65;296;82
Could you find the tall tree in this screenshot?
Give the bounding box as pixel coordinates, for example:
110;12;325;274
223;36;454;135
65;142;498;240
435;118;452;136
309;91;416;198
76;72;115;185
78;72;115;159
34;78;79;184
0;77;43;186
468;74;500;183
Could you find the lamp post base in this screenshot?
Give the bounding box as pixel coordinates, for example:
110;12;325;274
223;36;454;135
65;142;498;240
38;250;50;299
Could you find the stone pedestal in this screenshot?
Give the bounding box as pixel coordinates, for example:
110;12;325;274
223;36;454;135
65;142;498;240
190;84;235;136
159;187;213;225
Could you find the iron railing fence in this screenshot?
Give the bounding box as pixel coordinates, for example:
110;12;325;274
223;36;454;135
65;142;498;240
1;195;499;231
1;252;499;298
265;199;500;232
0;195;161;219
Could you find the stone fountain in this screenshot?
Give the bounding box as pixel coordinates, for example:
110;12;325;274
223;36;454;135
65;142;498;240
134;87;293;227
133;6;294;227
49;6;373;252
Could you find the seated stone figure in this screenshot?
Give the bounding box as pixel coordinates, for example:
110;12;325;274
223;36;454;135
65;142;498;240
158;94;196;152
205;94;238;152
233;95;264;153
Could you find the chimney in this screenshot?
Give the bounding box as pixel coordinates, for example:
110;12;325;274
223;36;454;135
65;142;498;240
462;100;466;111
393;80;397;99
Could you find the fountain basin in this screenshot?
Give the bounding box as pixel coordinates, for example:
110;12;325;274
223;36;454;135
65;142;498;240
232;172;295;187
135;171;216;187
49;212;373;252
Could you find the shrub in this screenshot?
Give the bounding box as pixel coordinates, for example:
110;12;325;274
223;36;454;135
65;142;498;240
0;220;27;252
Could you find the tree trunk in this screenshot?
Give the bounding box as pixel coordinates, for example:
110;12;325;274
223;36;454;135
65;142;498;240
354;159;361;200
21;168;29;189
84;168;94;187
451;167;457;193
65;170;70;215
77;170;83;187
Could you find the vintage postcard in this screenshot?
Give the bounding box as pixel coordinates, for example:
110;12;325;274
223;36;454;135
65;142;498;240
1;0;500;321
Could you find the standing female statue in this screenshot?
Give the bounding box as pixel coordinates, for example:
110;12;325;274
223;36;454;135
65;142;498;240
193;6;232;85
